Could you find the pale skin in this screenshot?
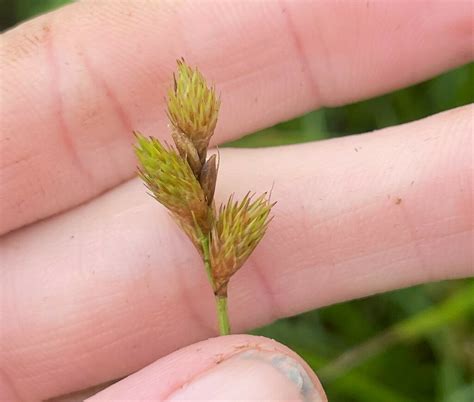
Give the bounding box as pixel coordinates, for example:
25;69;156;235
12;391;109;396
0;0;473;400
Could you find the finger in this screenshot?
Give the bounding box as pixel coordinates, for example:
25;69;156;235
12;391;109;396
1;106;472;400
84;334;325;401
1;0;472;234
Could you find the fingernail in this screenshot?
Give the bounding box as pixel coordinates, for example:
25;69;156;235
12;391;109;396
167;349;324;401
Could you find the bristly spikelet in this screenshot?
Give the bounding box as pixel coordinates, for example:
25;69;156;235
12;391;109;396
210;192;274;296
167;58;220;164
134;132;211;235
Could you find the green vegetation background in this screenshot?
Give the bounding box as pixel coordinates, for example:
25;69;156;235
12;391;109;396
2;1;472;401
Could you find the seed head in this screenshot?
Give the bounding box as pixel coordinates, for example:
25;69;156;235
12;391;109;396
167;59;220;164
135;60;276;336
210;192;274;296
134;132;211;236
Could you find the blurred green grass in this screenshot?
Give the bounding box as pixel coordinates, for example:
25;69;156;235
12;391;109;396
2;1;473;401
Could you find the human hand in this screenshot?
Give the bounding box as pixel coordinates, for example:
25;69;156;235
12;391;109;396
1;1;472;400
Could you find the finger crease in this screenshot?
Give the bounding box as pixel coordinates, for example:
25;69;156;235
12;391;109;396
278;0;322;104
248;254;281;323
396;203;432;281
46;20;93;184
173;251;215;337
80;51;133;138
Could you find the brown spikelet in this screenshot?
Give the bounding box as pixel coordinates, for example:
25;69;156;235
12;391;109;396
171;127;202;177
167;59;220;164
199;154;218;205
210;192;274;296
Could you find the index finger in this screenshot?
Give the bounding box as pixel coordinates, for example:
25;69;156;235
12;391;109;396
1;0;472;234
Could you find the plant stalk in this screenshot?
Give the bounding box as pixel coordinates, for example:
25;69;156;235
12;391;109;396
216;295;231;335
200;235;231;335
200;235;213;285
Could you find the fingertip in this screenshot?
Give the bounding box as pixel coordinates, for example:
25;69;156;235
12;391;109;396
87;334;326;401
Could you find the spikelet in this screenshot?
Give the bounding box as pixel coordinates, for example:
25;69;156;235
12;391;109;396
210;192;274;296
134;132;211;237
167;58;220;165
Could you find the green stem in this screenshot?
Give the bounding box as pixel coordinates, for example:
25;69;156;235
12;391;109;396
200;235;232;336
200;235;213;285
216;295;231;335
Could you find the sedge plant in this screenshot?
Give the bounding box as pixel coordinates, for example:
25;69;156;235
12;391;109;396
134;59;274;335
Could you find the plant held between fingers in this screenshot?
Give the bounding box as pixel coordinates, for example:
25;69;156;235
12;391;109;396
134;59;274;335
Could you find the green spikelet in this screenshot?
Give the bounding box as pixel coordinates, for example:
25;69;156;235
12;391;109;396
134;132;211;237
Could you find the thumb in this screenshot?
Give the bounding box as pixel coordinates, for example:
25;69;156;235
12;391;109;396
87;334;326;401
